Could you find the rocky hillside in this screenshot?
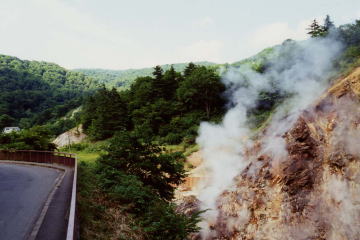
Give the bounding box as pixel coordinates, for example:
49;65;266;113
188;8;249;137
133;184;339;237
53;125;86;147
178;67;360;240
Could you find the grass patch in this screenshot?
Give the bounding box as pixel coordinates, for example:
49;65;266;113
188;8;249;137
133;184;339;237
164;143;199;157
76;152;100;163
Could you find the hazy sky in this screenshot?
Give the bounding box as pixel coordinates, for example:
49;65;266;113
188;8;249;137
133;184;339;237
1;0;360;70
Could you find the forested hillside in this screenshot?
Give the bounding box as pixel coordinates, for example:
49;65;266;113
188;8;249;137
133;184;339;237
81;64;225;144
75;61;216;89
2;15;360;240
0;55;97;131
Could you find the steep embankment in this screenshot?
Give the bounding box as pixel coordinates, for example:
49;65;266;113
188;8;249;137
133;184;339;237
179;67;360;240
53;125;86;147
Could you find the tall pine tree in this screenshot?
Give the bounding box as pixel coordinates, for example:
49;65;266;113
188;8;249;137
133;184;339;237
323;15;335;33
307;19;324;37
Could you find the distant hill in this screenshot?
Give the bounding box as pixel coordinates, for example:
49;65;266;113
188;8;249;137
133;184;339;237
74;61;217;89
0;54;97;130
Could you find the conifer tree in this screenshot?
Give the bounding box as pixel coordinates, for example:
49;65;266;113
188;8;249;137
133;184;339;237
323;15;335;33
162;66;180;100
152;65;164;96
307;19;324;37
152;65;163;81
184;62;197;77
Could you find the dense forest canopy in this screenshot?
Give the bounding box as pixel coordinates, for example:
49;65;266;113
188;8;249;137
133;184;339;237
0;55;97;130
81;64;226;144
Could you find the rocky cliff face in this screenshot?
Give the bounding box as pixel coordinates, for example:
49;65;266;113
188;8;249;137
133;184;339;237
53;125;86;147
178;67;360;240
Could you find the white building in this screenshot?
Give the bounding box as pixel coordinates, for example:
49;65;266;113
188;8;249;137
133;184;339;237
3;127;20;134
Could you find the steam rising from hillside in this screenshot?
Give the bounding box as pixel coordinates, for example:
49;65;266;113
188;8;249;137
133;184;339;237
195;36;343;237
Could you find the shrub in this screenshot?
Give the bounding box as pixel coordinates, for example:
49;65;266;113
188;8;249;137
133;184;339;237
97;131;186;201
96;131;201;239
139;201;201;240
0;126;56;150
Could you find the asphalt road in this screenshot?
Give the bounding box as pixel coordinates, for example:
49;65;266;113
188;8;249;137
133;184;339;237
0;163;61;240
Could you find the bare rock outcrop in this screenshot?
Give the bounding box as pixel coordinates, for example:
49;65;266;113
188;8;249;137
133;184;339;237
179;67;360;240
53;125;86;147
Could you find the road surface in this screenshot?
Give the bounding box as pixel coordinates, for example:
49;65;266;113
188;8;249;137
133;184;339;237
0;163;61;240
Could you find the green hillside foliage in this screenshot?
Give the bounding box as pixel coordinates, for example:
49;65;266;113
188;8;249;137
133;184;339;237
81;64;226;143
0;126;56;150
337;20;360;69
75;61;216;89
96;131;201;239
230;47;275;71
82;87;129;140
0;55;97;131
304;16;360;71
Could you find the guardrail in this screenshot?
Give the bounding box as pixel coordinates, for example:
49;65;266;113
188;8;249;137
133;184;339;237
0;149;77;240
0;149;76;166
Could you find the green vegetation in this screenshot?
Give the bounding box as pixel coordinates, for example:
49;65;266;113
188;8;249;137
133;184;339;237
72;132;201;240
0;126;56;150
96;131;201;239
77;159;145;240
305;16;360;72
0;55;97;131
307;15;335;38
82;87;129;140
4;15;360;240
81;64;225;144
75;61;216;89
336;20;360;72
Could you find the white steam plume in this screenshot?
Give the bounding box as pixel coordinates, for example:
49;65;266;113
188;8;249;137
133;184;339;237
195;36;343;237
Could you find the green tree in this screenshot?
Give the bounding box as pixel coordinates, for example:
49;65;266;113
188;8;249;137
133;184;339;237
139;201;201;240
177;66;225;118
0;126;56;151
338;20;360;46
0;54;96;130
0;114;15;129
96;131;201;239
152;65;164;96
323;15;335;32
183;62;197;77
98;131;186;200
82;87;129;140
151;65;181;99
307;19;324;37
161;66;182;100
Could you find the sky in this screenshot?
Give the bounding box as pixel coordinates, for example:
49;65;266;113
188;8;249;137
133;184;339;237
1;0;360;70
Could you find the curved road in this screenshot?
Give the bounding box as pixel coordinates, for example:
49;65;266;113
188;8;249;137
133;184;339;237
0;163;61;240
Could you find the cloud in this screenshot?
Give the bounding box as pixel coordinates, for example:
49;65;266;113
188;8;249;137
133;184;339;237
247;21;309;52
176;40;223;63
0;0;137;69
194;17;214;27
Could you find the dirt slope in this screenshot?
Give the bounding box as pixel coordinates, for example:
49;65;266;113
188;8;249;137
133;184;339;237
179;67;360;240
53;125;86;147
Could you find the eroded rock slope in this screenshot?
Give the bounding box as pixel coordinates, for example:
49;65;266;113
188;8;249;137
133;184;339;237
179;67;360;240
